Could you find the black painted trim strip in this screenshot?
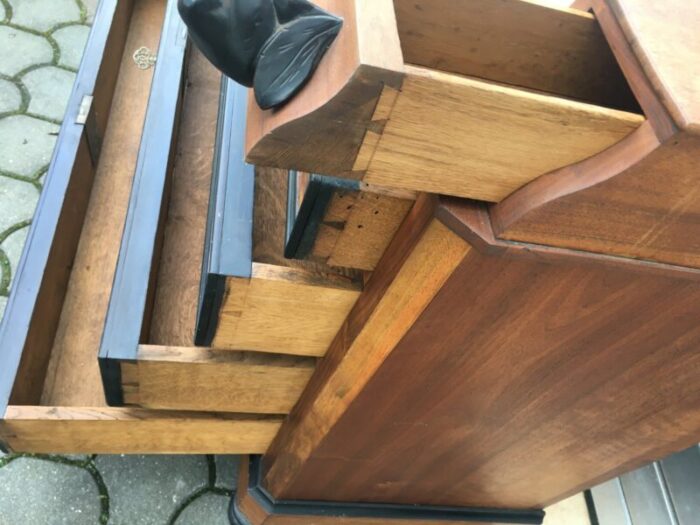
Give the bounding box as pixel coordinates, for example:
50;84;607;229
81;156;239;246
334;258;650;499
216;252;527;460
194;78;254;346
0;0;130;417
284;174;359;260
99;0;188;405
230;456;545;524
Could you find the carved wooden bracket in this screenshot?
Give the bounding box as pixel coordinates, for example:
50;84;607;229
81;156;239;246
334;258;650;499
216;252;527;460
178;0;343;109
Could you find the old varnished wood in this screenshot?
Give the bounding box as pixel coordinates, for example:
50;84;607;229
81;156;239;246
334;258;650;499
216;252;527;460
262;196;700;510
245;0;644;202
233;457;544;525
262;194;470;494
492;0;700;269
0;0;133;414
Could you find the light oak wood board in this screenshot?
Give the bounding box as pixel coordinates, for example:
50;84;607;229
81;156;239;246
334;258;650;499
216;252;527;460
121;345;315;414
363;65;644;202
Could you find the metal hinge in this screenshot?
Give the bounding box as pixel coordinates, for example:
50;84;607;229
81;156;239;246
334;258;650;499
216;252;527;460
76;94;93;125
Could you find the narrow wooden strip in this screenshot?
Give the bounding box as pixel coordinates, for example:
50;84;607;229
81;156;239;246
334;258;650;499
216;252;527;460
365;65;644;202
125;345;315;414
263;204;470;495
40;0;166;408
1;407;282;454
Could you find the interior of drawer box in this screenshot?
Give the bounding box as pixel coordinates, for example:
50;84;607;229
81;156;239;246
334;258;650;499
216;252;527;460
0;0;286;454
392;0;641;113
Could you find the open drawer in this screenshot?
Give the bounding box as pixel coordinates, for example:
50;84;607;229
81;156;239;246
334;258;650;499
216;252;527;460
0;0;321;454
284;172;414;271
194;85;363;354
245;0;646;202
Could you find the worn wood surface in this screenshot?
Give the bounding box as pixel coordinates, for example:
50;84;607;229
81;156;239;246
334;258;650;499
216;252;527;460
39;0;164;407
121;345;315;414
149;49;220;346
212;264;361;357
262;195;470;495
325;191;413;271
394;0;637;111
363;65;643;202
493;0;700;269
608;0;700;132
246;0;404;176
263;198;700;510
0;407;282;454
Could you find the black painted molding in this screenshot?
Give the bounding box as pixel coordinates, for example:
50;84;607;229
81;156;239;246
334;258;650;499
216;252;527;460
229;456;546;525
99;0;188;405
195;77;255;346
284;171;360;260
177;0;343;109
0;0;130;418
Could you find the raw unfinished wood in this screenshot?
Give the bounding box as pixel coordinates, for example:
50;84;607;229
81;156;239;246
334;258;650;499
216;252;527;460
363;65;644;202
264;199;700;510
149;49;221;346
212;264;362;357
263;196;470;495
0;407;282;454
326;192;414;271
393;0;637;111
609;0;700;131
122;345;315;414
40;0;165;407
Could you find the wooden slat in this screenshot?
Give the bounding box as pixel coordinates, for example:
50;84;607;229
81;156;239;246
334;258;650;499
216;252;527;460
0;407;282;454
394;0;637;111
40;0;165;408
123;345;315;414
364;65;644;202
212;264;362;357
262;196;470;495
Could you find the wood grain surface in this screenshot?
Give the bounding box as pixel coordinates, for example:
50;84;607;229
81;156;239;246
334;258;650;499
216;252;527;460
493;1;700;269
0;407;282;454
364;65;643;201
148;49;220;346
394;0;637;111
246;0;404;176
212;264;361;357
262;195;470;496
608;0;700;131
39;0;165;407
263;198;700;509
121;345;315;414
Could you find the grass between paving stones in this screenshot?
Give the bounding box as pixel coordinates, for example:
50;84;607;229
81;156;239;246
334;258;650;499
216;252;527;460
0;453;235;524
